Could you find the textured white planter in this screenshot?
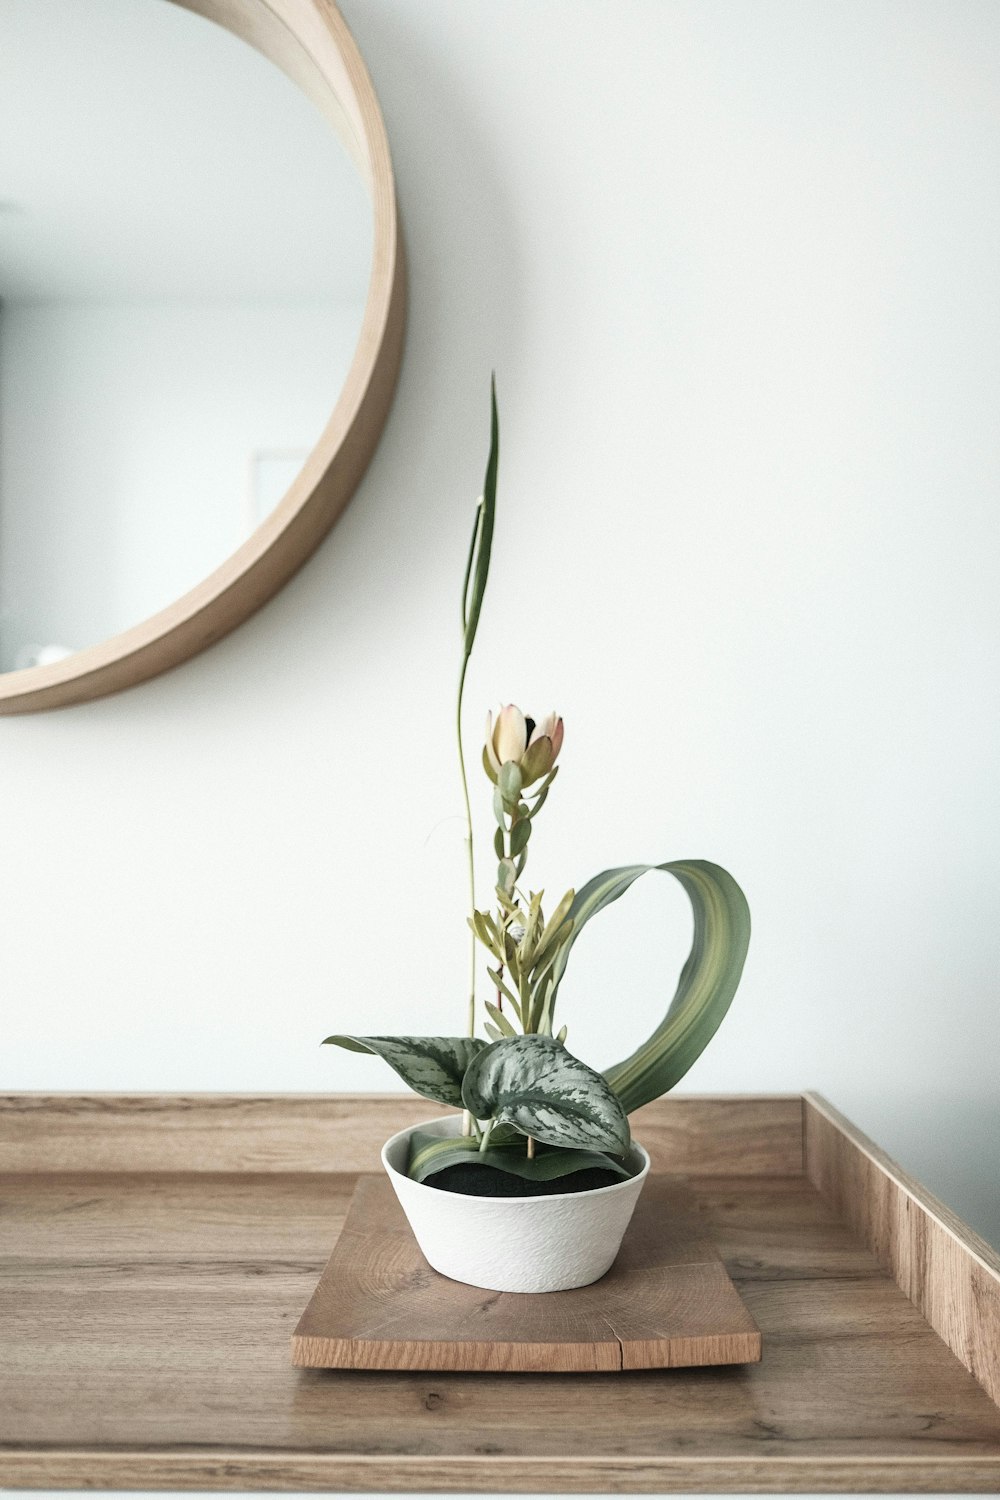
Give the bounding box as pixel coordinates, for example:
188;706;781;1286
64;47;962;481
381;1114;650;1293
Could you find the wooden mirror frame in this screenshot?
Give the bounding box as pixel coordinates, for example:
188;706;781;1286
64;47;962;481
0;0;404;715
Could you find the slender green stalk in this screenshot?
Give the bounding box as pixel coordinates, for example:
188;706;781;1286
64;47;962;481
455;380;499;1136
494;823;508;1014
457;659;477;1038
457;657;476;1138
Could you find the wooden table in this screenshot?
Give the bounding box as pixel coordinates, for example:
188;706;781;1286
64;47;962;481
2;1091;1000;1492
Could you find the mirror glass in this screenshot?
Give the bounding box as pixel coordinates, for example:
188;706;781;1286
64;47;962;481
0;0;372;672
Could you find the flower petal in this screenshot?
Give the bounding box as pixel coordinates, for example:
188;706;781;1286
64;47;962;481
495;704;527;764
529;712;557;745
484;711;502;775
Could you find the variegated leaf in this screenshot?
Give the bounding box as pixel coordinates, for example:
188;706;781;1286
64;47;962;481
322;1035;484;1109
462;1035;630;1155
547;859;751;1115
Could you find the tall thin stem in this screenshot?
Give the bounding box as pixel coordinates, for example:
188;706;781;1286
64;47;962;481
457;385;497;1133
457;656;476;1138
457;659;476;1038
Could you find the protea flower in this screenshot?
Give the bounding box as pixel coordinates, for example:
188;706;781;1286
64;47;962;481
484;705;564;787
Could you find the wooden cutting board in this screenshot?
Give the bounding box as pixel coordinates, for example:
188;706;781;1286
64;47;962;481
291;1173;761;1373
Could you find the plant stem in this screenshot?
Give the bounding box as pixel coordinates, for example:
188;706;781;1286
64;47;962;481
457;656;476;1137
526;1136;535;1159
495;824;508;1013
479;1118;495;1153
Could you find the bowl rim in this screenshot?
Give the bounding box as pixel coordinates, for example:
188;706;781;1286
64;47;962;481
380;1112;651;1204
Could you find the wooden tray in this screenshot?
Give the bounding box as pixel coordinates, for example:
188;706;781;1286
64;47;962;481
291;1173;762;1372
3;1090;1000;1492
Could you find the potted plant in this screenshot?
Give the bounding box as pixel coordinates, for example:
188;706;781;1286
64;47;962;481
325;382;750;1294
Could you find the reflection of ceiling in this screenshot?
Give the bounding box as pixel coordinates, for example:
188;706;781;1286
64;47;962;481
0;0;372;301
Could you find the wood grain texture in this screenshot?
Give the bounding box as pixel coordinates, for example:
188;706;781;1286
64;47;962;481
632;1093;804;1177
3;1161;1000;1490
0;1092;802;1174
804;1091;1000;1410
291;1174;762;1372
0;0;405;714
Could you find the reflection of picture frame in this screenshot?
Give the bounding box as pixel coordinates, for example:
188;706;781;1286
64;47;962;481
246;449;310;533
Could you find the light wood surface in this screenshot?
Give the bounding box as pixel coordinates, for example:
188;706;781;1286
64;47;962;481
0;0;405;714
292;1174;762;1372
0;1091;803;1175
2;1169;1000;1490
804;1090;1000;1409
3;1092;1000;1490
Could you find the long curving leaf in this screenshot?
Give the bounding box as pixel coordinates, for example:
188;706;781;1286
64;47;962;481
462;1035;631;1155
547;860;751;1115
406;1128;632;1186
322;1035;485;1109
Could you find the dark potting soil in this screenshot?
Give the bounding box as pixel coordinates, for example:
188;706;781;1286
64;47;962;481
425;1163;625;1197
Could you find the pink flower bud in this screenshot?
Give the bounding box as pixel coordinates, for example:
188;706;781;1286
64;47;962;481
484;705;564;788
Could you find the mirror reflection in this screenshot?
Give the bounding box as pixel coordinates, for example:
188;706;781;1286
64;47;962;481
0;0;372;672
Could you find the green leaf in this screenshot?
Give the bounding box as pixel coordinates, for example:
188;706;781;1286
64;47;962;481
548;860;751;1114
484;1022;503;1041
527;765;558;818
462;377;498;659
503;928;521;973
470;909;495;948
537;982;555;1036
485;1000;517;1037
493;825;505;859
462;1035;631;1155
493;785;507;828
468;915;503;964
406;1128;632;1186
481;744;498;786
531;888;575;968
322;1035;485;1109
525;927;573;1031
515;896;542;968
486;967;522;1019
509;817;531;857
499;760;523;803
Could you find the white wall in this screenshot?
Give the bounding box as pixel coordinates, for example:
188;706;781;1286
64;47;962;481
2;0;999;1255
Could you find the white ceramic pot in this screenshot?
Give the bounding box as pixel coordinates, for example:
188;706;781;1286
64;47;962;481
381;1113;650;1293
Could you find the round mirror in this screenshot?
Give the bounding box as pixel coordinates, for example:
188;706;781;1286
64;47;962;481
0;0;403;712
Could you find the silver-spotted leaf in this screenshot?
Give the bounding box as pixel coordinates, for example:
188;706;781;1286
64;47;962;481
461;1035;630;1155
322;1035;484;1109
